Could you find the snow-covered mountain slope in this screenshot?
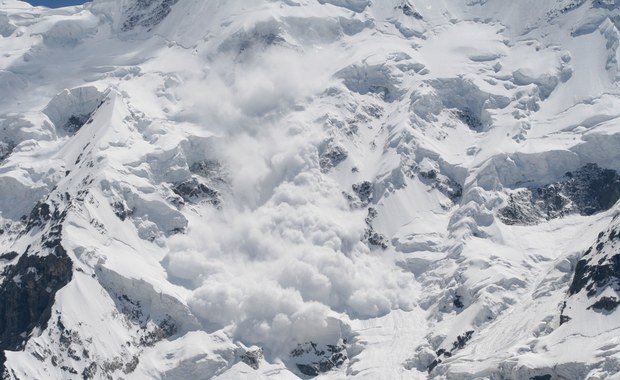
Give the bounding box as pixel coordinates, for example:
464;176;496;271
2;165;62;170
1;0;620;378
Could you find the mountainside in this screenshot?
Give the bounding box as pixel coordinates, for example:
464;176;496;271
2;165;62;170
1;0;620;378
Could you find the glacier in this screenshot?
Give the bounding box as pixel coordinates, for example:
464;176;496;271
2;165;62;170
0;0;620;378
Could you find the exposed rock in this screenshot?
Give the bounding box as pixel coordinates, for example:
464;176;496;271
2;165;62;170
412;160;463;204
64;114;91;134
139;317;177;347
569;223;620;297
122;0;180;32
352;181;374;207
0;141;12;161
428;331;474;373
291;340;347;378
124;356;140;374
396;1;423;19
240;347;263;370
499;163;620;225
498;190;540;225
0;198;78;374
0;246;72;372
452;330;474;351
82;361;98;379
453;295;464;309
111;199;133;221
363;207;388;249
587;296;620;312
454;108;483;131
319;141;348;173
530;375;552;380
559;301;571;325
172;177;221;208
563;215;620;322
24;201;53;230
0;252;18;262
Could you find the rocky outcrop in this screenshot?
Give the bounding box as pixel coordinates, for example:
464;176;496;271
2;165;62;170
239;347;263;370
0;141;11;161
0;251;72;355
363;207;388;249
396;0;423;19
427;331;474;373
560;214;620;328
351;181;374;207
499;163;620;225
122;0;179;32
569;219;620;298
291;340;347;377
0;202;72;373
319;140;348;173
172;177;221;208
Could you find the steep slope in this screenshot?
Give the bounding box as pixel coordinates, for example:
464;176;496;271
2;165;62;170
0;0;620;379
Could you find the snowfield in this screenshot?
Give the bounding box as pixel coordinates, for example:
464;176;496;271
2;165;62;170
0;0;620;379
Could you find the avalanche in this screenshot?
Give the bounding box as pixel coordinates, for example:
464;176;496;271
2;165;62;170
0;0;619;379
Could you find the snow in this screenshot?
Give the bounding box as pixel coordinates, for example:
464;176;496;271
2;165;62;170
0;0;620;379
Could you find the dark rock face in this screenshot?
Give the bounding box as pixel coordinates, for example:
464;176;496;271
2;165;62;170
82;361;98;379
587;296;620;312
428;331;474;373
291;341;347;378
319;142;348;173
64;114;90;134
559;301;571;325
499;164;620;225
122;0;179;32
363;207;388;249
530;375;552;380
453;295;464;309
455;108;483;131
240;348;263;370
0;141;12;161
569;221;620;298
168;160;227;209
25;201;53;230
560;163;620;215
417;168;462;204
498;190;540;225
0;201;73;373
0;251;72;353
396;1;423;19
352;181;374;207
452;331;474;351
111;200;133;221
108;292;177;348
563;216;620;322
172;177;221;208
0;252;18;262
